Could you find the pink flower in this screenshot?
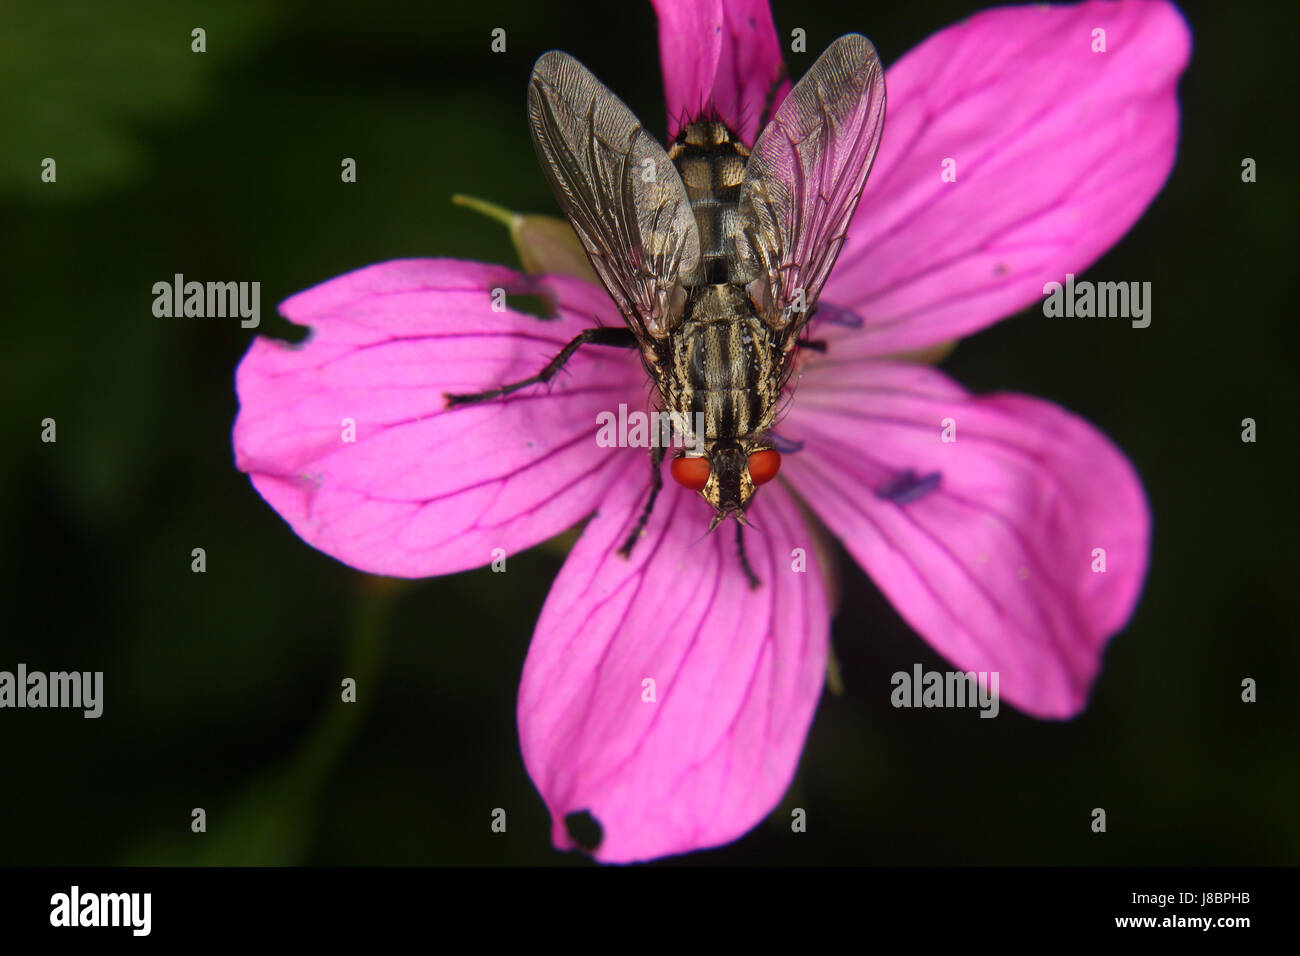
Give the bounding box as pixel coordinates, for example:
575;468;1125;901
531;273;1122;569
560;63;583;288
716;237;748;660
233;0;1189;861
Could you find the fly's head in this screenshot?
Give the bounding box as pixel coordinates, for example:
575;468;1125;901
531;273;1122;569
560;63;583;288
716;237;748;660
670;438;781;529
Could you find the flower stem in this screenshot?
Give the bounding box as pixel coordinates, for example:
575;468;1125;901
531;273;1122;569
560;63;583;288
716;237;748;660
452;193;520;229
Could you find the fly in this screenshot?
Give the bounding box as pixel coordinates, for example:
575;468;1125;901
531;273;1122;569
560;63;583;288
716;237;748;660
446;35;886;586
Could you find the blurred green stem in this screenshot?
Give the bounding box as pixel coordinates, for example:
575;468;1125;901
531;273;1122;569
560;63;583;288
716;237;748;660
188;575;401;865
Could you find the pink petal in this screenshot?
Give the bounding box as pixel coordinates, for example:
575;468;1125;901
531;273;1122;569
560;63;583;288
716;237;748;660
651;0;790;146
781;359;1149;718
519;459;828;862
232;259;645;577
821;0;1191;356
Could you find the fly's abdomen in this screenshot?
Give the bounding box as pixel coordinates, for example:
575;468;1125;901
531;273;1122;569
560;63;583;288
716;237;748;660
668;121;751;286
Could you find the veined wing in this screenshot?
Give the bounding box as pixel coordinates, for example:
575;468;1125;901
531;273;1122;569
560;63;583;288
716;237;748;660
528;51;701;342
739;34;886;340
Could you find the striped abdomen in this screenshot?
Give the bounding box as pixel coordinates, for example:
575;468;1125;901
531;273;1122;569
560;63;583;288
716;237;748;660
668;121;753;286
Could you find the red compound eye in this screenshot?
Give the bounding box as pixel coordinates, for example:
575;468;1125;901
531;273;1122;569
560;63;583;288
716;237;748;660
670;455;711;491
747;448;781;485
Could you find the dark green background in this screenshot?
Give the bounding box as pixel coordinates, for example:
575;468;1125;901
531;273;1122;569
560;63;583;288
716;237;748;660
2;0;1295;865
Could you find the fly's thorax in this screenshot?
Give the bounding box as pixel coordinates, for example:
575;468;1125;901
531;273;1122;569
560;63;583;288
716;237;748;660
658;287;782;444
668;122;756;286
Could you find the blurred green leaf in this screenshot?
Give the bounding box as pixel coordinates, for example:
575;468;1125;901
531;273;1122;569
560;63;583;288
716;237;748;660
0;0;283;199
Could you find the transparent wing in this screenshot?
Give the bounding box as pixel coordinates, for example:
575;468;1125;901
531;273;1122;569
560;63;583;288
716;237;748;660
528;51;701;341
739;34;886;339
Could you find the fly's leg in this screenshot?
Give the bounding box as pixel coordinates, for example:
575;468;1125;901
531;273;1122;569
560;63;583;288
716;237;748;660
617;443;665;558
736;523;760;589
444;326;637;406
795;338;827;353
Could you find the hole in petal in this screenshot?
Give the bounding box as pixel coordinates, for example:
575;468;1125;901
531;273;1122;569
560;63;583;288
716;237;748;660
254;311;311;345
506;291;557;320
563;810;603;852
